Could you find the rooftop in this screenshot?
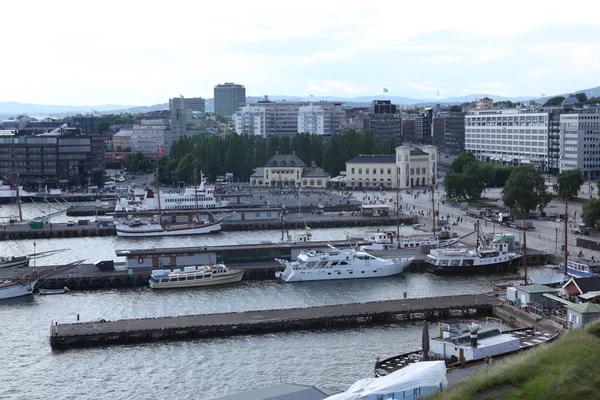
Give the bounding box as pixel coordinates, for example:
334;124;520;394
264;153;306;168
346;154;395;164
567;302;600;314
517;283;557;294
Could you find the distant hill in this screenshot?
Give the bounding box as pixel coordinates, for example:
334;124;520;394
0;101;135;118
535;85;600;103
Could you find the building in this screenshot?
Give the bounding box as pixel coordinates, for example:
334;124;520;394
513;284;558;308
169;96;205;138
342;145;437;189
566;303;600;329
130;119;173;153
214;83;246;119
0;134;105;188
71;116;99;134
112;131;132;151
401;115;416;142
234;98;345;137
476;97;494;110
414;110;433;143
432;106;465;154
297;104;325;135
559;111;600;177
363;100;402;145
465;109;555;171
249;152;330;188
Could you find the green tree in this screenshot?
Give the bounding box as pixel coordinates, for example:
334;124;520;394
123;152;150;173
450;152;477;173
582;198;600;227
443;173;468;199
502;166;552;215
554;169;585;200
543;96;566;107
575;93;588;103
175;153;195;183
462;162;486;200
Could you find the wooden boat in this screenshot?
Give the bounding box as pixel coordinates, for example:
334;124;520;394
38;287;70;295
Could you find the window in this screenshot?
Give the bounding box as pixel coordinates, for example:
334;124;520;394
366;168;369;174
387;168;391;174
380;168;384;174
358;168;362;174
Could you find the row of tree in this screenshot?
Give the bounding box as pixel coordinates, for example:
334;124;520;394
142;131;396;185
543;92;599;107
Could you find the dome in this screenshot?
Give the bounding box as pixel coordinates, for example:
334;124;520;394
562;94;581;107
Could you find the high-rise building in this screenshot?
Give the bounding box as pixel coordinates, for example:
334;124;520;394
363;100;402;145
214;83;246;119
169;96;205;138
130;119;173;153
298;104;325;135
432;106;465;154
234;98;345;136
559;111;600;177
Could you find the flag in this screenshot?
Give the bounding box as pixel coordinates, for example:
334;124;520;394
156;143;166;154
541;93;546;97
310;94;314;97
383;88;388;93
180;94;184;99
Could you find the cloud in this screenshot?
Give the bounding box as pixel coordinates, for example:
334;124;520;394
307;80;364;95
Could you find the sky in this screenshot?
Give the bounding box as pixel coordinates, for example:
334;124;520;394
2;0;599;106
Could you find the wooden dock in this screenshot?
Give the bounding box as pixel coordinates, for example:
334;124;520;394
50;293;494;349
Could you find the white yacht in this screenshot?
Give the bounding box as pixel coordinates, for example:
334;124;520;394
149;264;244;289
275;246;414;282
426;237;521;274
360;231;460;252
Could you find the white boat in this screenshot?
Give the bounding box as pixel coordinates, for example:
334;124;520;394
115;218;222;237
360;231;460;252
0;255;29;269
38;287;70;295
559;258;600;278
426;236;522;274
275;246;414;282
0;277;38;300
149;264;244;289
115;179;228;212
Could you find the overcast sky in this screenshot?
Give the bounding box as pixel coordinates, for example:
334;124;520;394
2;0;599;106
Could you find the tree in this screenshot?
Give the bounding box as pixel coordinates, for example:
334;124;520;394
554;169;584;200
543;96;565;107
450;152;477;173
123;152;150;173
502;166;552;215
443;173;468;199
575;92;588;103
582;198;600;227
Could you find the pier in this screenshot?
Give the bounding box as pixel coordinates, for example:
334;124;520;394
50;293;494;349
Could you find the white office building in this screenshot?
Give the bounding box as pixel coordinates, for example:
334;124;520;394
130;119;173;153
559;112;600;177
234;105;267;136
298;104;325;135
465;109;551;170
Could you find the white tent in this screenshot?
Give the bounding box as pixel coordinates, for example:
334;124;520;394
325;361;447;400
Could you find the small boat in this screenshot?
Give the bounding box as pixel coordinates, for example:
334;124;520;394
360;231;460;252
0;260;82;300
559;258;600;278
38;287;70;295
149;264;244;289
275;245;414;283
374;322;559;377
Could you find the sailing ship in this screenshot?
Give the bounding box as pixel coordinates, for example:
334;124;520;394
0;248;69;269
360;231;460;252
0;260;83;300
274;245;414;282
149;264;244;289
115;168;223;237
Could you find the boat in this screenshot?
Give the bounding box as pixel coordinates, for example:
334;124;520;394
360;231;460;252
114;179;228;212
426;230;522;274
38;287;70;295
559;258;600;278
0;255;30;269
115;217;222;237
149;264;244;288
374;322;559;377
274;245;414;282
0;260;82;300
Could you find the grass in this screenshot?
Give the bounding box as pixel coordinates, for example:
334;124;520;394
429;320;600;400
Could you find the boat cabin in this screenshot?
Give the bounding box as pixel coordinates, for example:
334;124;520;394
430;327;520;362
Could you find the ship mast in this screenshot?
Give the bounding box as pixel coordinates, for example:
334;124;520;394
396;165;400;240
522;219;528;284
11;138;23;222
431;173;436;239
155;166;163;226
563;193;569;280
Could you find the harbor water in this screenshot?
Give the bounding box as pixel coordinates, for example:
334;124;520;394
1;204;546;399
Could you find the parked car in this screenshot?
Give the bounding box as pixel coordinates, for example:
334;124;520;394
67;221;75;226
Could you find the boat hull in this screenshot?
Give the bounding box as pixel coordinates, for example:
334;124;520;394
275;258;413;283
559;264;598;278
149;270;244;288
116;221;222;237
0;257;29;269
0;279;38;300
426;258;519;274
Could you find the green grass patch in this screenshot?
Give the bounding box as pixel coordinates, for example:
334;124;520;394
429;320;600;400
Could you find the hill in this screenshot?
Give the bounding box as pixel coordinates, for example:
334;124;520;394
430;320;600;400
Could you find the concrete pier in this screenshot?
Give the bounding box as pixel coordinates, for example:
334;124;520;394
50;294;494;349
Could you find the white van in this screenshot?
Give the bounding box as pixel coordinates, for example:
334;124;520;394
104;181;116;189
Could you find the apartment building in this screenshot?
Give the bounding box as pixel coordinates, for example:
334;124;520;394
214;83;246;119
559;111;600;177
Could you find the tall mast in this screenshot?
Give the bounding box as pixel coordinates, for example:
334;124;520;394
396;165;400;239
194;143;199;221
11;138;23;222
522;219;528;284
563;193;568;279
156;166;163;226
431;174;436;239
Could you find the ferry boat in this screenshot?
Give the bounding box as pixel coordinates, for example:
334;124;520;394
360;231;459;252
114;180;228;212
115;217;222;237
374;322;559;377
274;245;414;282
149;264;244;289
426;236;521;274
559;258;600;278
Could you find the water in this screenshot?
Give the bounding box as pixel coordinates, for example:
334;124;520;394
0;203;526;399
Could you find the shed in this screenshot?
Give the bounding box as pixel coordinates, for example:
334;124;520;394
360;204;391;217
566;302;600;329
563;276;600;296
515;284;557;308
